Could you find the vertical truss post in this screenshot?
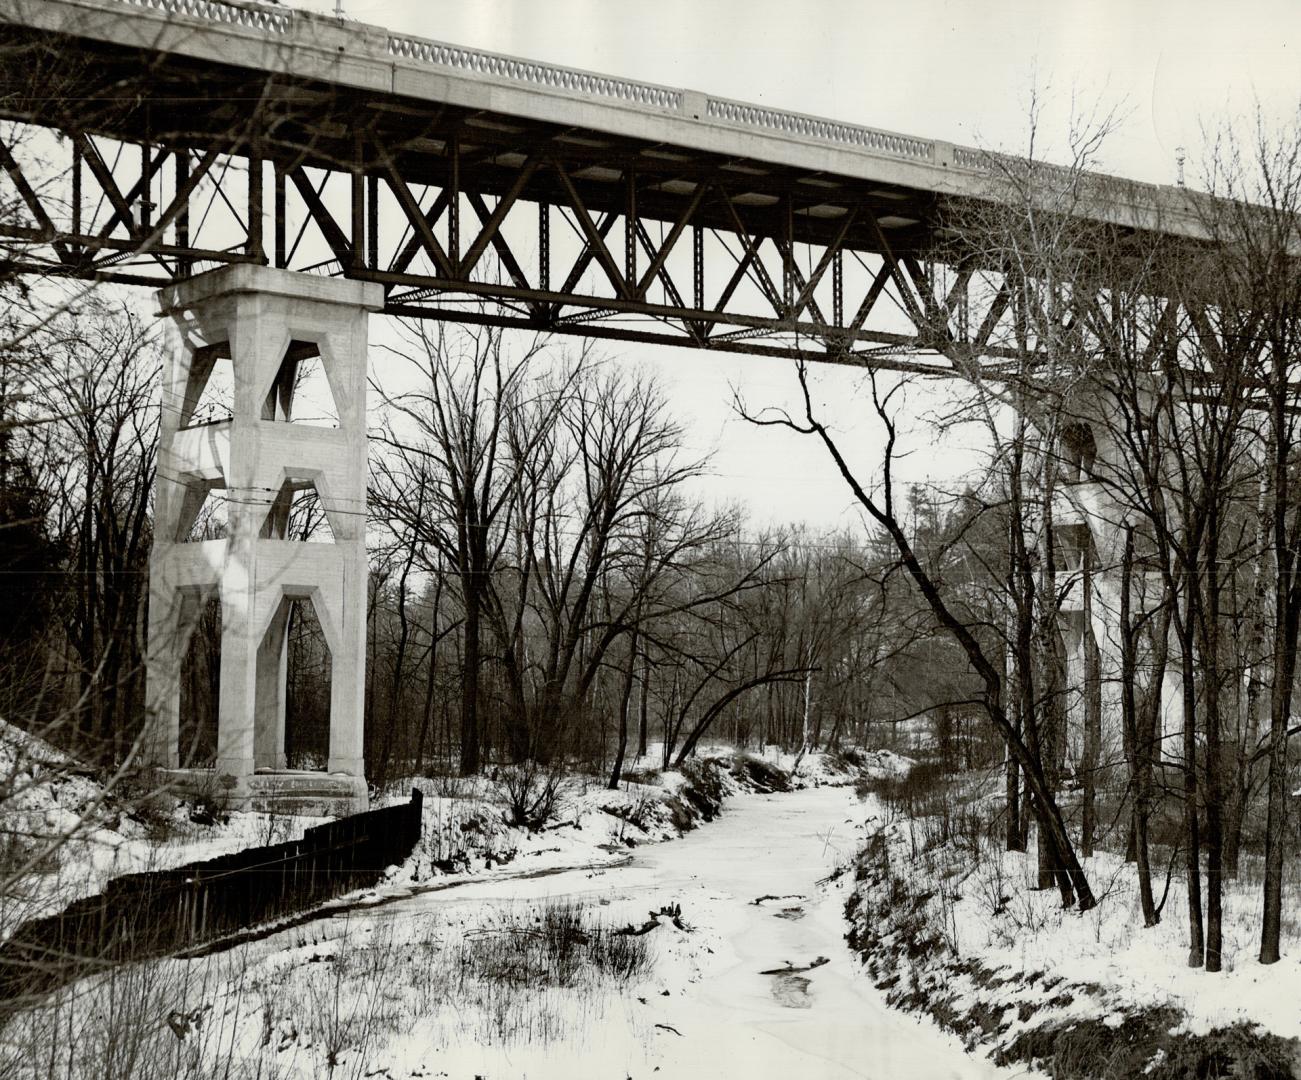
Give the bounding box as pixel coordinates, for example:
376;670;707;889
782;195;794;316
350;134;365;272
139;143;153;233
367;174;379;271
539;200;550;291
624;166;636;289
693;225;703;310
448;134;460;269
833;249;844;328
273;164;287;269
175;150;191;277
247;155;264;263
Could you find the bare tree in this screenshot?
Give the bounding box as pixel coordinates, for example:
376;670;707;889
371;320;566;775
31;302;157;762
744;361;1097;909
488;365;740;766
1190;113;1301;965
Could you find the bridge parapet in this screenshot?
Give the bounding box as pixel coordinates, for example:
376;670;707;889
952;145;990;171
387;33;684;111
29;0;1203;235
66;0;1016;179
117;0;291;34
703;98;934;161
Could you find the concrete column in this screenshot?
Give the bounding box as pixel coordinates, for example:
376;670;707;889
144;265;381;803
254;598;290;770
328;528;369;776
143;296;222;770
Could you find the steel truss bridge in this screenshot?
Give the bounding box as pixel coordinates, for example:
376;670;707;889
0;0;1211;374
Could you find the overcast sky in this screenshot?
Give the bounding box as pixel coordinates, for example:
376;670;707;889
292;0;1301;533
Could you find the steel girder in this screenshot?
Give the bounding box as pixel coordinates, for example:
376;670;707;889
0;18;1216;380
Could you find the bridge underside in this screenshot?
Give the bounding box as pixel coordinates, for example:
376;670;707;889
0;2;1233;813
0;10;1129;375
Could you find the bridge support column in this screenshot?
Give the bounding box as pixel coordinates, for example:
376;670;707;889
144;265;382;814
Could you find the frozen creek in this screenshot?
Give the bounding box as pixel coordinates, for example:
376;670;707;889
322;785;1024;1079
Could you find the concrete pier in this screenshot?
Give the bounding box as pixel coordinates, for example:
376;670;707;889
144;265;381;815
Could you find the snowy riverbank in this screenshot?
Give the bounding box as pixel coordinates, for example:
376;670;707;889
843;784;1301;1079
2;756;1035;1080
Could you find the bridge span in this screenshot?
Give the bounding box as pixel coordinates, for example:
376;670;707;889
0;0;1209;373
0;0;1219;809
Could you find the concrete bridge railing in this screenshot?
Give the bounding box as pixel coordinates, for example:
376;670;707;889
117;0;292;34
24;0;1209;240
104;0;953;172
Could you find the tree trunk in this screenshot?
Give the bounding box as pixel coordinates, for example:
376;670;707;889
1081;549;1102;860
1036;618;1069;891
1260;647;1294;963
377;554;416;790
414;576;444;776
1202;514;1224;973
1260;422;1299;965
459;579;481;776
1121;528;1158;926
1177;614;1205;967
791;664;813;773
1005;740;1024;852
1005;562;1025;853
1230;460;1272;879
608;629;639;790
1260;576;1300;963
802;383;1095;909
902;505;1091;909
1033;430;1067;893
637;649;649;758
366;580;380;767
415;638;437;776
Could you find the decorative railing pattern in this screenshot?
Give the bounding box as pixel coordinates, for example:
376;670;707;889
705;98;934;160
118;0;292;33
103;0;1133;182
952;146;990;171
387;35;683;110
956;148;1101;191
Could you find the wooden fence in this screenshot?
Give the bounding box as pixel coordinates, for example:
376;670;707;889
0;788;423;1007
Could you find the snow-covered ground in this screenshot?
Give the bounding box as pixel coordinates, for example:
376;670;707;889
845;769;1301;1076
0;718;332;935
2;750;1034;1080
370;746;892;895
360;784;1017;1079
9;732;1298;1076
0;725;319;939
941;844;1301;1038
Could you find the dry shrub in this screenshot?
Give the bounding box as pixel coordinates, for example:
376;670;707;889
620;764;661;786
1153;1023;1298;1080
459;900;651;990
401;898;654;1047
0;951;274;1080
859;758;948;814
1;896;653;1077
827;746;868;772
116;768;182;842
500;761;568;831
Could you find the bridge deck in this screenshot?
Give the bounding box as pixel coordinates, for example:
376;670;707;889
0;0;1214;369
0;0;1203;241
